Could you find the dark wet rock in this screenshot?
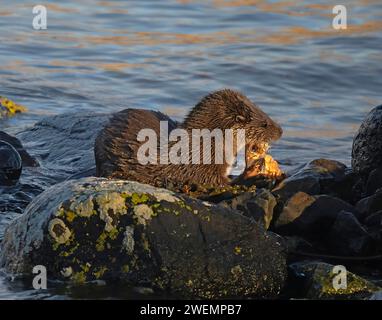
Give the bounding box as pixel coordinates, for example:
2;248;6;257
274;194;358;240
369;291;382;300
282;236;315;255
0;113;111;236
0;178;287;299
364;210;382;242
327;211;373;256
273;192;316;229
273;175;320;202
365;167;382;196
289;261;381;299
352;105;382;177
0;141;22;186
356;190;382;220
0;131;38;167
364;211;382;225
273;159;348;202
16;112;110;179
320;169;361;204
221;189;276;229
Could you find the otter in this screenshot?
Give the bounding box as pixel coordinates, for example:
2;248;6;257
95;89;283;188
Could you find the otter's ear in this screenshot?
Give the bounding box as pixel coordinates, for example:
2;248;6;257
235;115;247;122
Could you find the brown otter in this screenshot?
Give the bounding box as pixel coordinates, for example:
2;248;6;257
95;89;283;188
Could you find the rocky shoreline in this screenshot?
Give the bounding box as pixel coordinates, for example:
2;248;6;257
1;102;382;299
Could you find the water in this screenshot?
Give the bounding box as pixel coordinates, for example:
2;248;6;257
0;0;381;299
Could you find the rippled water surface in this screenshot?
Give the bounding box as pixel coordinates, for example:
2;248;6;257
0;0;381;299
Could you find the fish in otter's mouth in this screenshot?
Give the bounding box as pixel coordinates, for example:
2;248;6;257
244;141;283;179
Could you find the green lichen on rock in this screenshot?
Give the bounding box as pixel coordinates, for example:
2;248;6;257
0;178;287;299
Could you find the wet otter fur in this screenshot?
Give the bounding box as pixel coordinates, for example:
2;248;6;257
95;89;283;187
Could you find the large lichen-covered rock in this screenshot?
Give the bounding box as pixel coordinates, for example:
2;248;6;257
0;178;287;299
352;105;382;176
0;96;27;119
289;262;381;300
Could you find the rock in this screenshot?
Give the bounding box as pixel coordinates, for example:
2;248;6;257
221;189;276;229
273;159;348;201
274;194;358;239
274;192;316;229
365;168;382;196
0;113;110;229
0;131;38;167
356;190;382;220
352;105;382;176
0;96;27;119
0;140;22;186
273;176;320;202
289;261;381;299
0;177;287;299
282;236;315;254
364;210;382;242
320;169;361;204
327;211;373;256
16;112;110;179
369;291;382;300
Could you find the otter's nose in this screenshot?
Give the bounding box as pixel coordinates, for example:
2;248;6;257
278;124;283;137
275;123;283;139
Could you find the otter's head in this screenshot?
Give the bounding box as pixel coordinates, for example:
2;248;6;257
183;89;283;155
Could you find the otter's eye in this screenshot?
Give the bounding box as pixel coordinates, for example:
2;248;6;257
235;115;246;122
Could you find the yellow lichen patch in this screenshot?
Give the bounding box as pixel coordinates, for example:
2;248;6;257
133;204;154;225
122;226;135;254
152;191;179;203
131;193;149;205
0;96;27;115
70;197;94;218
80;263;92;273
95;232;108;252
66;211;76;223
59;243;79;257
141;233;150;252
71;271;87;284
60;266;73;278
186;279;193;287
234;246;242;255
231;265;243;278
96;192;127;232
48;218;72;244
121;265;130;273
93;266;108;279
